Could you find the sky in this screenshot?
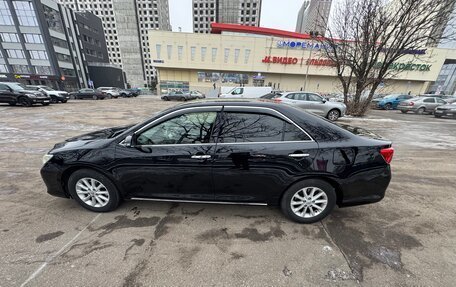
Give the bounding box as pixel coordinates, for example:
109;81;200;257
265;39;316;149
168;0;305;33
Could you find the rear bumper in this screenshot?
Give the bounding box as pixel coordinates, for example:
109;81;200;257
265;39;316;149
397;106;415;112
338;165;391;207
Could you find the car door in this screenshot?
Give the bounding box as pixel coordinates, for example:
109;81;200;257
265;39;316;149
0;84;14;103
113;107;221;200
211;106;319;204
305;93;326;115
422;97;436;110
435;98;447;109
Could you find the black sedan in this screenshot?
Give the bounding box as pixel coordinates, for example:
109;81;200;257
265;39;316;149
41;100;394;223
70;88;107;100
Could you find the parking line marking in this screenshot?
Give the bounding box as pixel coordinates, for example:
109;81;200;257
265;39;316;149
20;214;101;287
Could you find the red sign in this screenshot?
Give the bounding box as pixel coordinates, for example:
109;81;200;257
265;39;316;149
262;56;336;67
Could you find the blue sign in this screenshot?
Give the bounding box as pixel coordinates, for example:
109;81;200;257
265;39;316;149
276;41;329;50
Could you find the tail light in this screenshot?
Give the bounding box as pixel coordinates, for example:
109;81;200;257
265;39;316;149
409;102;414;106
380;147;394;164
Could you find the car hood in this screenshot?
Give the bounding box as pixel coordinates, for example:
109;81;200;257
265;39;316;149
438;103;456;109
19;90;44;95
51;125;134;152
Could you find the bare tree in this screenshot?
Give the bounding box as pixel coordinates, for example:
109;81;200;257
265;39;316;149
315;0;455;116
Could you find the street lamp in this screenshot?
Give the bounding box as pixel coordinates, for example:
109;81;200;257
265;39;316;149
303;31;319;91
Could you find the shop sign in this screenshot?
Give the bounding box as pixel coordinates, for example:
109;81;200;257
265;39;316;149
276;41;329;50
39;76;48;79
15;75;30;79
381;48;426;55
0;74;7;78
262;56;336;66
374;61;432;71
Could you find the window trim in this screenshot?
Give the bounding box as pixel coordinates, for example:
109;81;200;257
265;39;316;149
125;106;314;147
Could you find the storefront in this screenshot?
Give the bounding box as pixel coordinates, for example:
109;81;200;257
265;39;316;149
149;24;456;96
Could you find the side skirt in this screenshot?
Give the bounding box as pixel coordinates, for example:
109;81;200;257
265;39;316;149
130;197;268;206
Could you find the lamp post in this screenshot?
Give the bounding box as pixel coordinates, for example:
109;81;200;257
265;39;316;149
303;31;318;91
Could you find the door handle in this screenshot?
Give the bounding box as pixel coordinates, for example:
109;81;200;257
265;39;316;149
191;154;211;159
288;153;310;158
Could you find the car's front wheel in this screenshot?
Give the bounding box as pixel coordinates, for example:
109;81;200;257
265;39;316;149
18;97;32;107
50;97;58;104
281;179;336;223
92;95;98;100
68;169;120;212
384;103;393;110
400;110;407;113
327;109;340;121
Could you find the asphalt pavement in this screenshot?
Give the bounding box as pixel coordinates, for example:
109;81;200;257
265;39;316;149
0;97;455;286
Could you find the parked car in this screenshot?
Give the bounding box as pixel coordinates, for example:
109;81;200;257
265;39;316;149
434;102;456;118
127;88;141;97
0;82;50;106
219;86;273;98
70;88;106;100
372;94;414;110
40;100;393;223
96;87;120;98
260;93;281;100
274;91;347;121
444;97;456;104
190;90;205;99
26;85;69;103
397;97;447;114
161;91;193;101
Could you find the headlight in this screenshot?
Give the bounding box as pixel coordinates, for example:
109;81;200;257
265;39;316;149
26;93;37;98
42;154;53;165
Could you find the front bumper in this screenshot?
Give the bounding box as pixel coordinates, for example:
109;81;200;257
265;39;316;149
32;97;51;104
40;162;68;198
435;109;456;117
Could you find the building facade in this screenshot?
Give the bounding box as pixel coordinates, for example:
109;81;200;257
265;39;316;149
192;0;262;34
0;0;87;90
149;24;456;96
58;0;171;88
295;0;332;35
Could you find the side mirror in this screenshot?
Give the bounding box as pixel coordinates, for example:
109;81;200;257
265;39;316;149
322;99;327;103
123;135;133;147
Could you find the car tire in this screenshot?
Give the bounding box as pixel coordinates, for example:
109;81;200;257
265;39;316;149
50;97;58;104
416;107;425;114
162;96;169;101
121;93;127;97
8;102;16;106
400;110;407;113
42;103;50;106
326;109;340;121
93;95;98;100
107;94;113;99
384;103;393;110
281;179;336;224
68;169;120;212
434;114;442;118
62;100;68;103
18;97;32;107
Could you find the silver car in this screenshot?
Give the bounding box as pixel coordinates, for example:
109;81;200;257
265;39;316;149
275;91;347;121
397;97;447;114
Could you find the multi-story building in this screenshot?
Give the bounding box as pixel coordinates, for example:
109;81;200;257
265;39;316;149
57;0;171;88
192;0;262;34
295;0;332;35
0;0;87;90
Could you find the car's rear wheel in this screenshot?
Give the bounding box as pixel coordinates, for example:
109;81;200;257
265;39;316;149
162;96;169;101
400;110;407;113
92;95;98;100
327;109;340;121
434;114;442;118
384;103;393;110
62;100;67;103
8;102;16;106
416;107;425;114
68;169;120;212
18;97;32;107
281;179;336;223
42;102;50;106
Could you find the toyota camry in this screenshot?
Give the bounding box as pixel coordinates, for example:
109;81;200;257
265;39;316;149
41;100;394;223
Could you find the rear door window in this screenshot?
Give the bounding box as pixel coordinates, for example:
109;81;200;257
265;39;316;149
423;98;435;103
217;112;310;143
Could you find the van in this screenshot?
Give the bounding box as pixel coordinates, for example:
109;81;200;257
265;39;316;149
219;86;272;98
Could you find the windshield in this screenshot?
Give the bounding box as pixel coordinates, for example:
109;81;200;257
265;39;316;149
384;94;399;99
9;83;26;91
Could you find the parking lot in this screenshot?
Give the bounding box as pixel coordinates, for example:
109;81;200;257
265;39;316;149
1;97;455;287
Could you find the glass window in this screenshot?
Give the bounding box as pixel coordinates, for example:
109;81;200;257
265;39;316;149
13;1;38;26
234;49;240;63
244;49;250;64
0;64;8;73
136;112;217;145
0;0;13;25
166;44;172;60
190;46;196;61
437;98;446;104
7;49;25;58
11;64;30;73
211;47;217;62
231;88;243;95
23;33;43;43
42;5;64;32
0;33;19;42
34;65;52;75
423;98;435;103
307;93;323;101
56;53;72;62
218;112;310;143
51;37;68;49
177;45;183;60
224;48;230;63
156;44;161;59
201;47;206;61
29;50;48;60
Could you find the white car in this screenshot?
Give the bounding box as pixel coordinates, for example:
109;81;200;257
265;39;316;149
96;87;120;98
220;86;273;98
275;91;347;121
26;85;70;103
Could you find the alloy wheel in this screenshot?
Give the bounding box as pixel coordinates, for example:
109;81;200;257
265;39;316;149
327;110;340;121
75;177;110;208
290;187;328;218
